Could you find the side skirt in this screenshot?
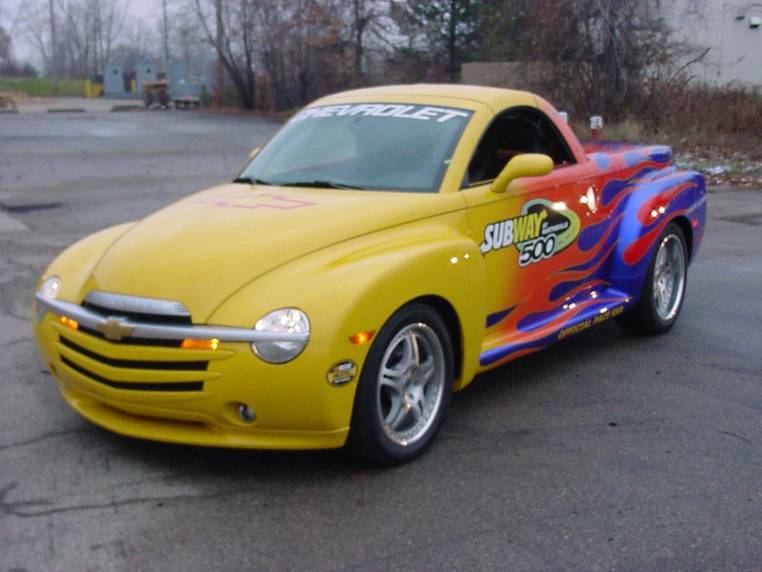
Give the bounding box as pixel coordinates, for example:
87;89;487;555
478;288;633;370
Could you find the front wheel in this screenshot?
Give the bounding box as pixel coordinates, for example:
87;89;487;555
616;222;688;334
348;303;454;464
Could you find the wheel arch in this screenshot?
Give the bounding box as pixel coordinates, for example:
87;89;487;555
407;294;464;383
671;215;693;262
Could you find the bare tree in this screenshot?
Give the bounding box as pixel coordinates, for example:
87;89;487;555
513;0;678;120
49;0;58;85
89;0;129;73
214;0;224;106
346;0;375;83
21;0;129;79
392;0;484;80
192;0;257;109
109;14;159;71
0;25;12;69
169;7;209;70
20;1;54;75
162;0;170;66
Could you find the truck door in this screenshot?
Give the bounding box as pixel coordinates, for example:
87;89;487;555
461;107;607;366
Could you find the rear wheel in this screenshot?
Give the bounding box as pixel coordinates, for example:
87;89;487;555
616;222;688;334
348;303;454;464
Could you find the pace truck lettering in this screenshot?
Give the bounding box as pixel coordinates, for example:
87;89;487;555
557;306;624;340
292;104;470;124
480;199;581;266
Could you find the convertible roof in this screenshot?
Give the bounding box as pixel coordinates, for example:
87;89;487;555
313;84;538;112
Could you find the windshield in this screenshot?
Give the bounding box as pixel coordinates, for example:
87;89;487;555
239;103;473;193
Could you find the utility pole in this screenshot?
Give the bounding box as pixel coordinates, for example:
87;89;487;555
48;0;58;94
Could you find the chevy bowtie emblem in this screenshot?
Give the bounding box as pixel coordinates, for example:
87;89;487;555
96;317;135;341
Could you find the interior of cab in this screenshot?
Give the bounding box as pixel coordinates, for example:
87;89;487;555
465;107;575;187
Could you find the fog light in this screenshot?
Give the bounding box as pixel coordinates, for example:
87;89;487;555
237;403;256;423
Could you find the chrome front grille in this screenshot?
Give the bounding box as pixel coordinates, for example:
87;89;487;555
84;291;192;322
76;324;183;347
37;289;304;393
48;291;224;393
36;291;309;345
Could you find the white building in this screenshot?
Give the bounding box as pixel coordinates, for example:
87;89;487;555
664;0;762;86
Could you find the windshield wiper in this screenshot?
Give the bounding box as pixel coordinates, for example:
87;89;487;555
233;176;272;186
279;180;366;190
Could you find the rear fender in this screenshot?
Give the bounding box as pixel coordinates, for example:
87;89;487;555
609;167;706;295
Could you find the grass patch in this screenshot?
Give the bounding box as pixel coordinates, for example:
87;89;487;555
0;76;84;97
570;118;661;144
569;117;762;189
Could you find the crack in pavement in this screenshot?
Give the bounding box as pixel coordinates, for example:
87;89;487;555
718;430;753;444
0;337;33;349
0;428;93;452
0;481;244;519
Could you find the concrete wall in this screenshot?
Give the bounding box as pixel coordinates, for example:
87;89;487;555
665;0;762;86
464;2;762;89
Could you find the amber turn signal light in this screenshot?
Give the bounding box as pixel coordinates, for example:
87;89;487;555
59;315;79;331
181;338;220;351
348;330;375;346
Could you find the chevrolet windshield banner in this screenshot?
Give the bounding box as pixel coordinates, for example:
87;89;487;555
292;103;472;123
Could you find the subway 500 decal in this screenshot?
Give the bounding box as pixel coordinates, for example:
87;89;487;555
480;199;581;266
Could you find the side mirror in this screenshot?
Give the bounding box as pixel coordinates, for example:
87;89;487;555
491;153;554;193
249;147;261;160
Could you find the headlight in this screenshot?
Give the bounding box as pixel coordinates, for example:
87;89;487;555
38;276;61;300
251;308;310;363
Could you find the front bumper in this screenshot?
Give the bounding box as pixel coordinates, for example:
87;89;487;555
33;298;356;450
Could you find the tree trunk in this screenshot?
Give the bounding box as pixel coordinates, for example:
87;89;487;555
215;0;225;106
353;0;363;84
49;0;58;92
162;0;170;70
447;0;458;81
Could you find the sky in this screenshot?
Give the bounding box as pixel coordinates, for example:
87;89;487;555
1;0;159;65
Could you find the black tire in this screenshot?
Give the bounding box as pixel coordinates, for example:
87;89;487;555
348;302;454;464
616;222;688;335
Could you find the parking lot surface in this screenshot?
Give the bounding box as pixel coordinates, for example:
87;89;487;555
1;110;761;571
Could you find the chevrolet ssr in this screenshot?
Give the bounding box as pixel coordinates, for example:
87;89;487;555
33;85;706;463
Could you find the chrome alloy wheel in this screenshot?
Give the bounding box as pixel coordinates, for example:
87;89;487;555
376;323;446;447
653;233;686;321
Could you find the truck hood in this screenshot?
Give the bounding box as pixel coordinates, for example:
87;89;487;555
88;184;461;321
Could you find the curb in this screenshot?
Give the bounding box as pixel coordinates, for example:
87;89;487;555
110;105;143;112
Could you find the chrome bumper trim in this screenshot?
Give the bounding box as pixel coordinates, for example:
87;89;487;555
35;293;309;343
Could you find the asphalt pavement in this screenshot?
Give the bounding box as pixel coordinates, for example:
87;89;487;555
1;109;761;572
